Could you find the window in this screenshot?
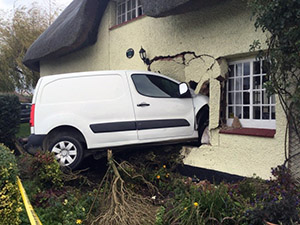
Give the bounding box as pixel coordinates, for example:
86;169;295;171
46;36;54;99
132;74;180;98
116;0;143;25
227;59;276;129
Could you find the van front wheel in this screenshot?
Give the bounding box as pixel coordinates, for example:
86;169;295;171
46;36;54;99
49;136;83;169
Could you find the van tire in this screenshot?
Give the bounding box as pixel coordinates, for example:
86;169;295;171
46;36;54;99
197;106;209;145
198;117;209;144
48;135;83;170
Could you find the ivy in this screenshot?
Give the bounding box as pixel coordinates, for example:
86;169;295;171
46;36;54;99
249;0;300;160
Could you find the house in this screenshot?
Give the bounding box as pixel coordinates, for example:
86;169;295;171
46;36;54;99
23;0;289;179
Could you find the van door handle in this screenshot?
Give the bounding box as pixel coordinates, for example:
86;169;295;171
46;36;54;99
137;102;150;107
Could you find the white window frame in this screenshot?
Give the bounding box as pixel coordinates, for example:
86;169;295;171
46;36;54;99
116;0;143;25
227;59;276;129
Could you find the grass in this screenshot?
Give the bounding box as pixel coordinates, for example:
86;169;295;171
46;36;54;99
17;123;30;138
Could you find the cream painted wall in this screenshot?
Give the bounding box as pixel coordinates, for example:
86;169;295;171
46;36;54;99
39;0;286;179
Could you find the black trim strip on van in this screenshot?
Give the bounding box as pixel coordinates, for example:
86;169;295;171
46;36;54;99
90;121;136;133
90;119;190;134
136;119;190;130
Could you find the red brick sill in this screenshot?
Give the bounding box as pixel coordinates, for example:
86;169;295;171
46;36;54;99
219;128;276;138
109;15;146;30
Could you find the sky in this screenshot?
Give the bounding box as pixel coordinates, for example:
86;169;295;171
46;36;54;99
0;0;73;11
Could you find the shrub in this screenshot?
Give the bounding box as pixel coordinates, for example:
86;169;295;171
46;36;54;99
246;165;300;225
18;151;64;189
34;190;96;225
0;144;22;225
0;94;21;148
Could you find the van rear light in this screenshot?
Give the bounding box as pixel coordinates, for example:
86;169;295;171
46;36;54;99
30;104;35;127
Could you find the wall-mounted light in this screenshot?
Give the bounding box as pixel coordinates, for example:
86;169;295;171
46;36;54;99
139;47;150;65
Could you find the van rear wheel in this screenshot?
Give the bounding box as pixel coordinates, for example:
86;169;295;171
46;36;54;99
49;135;83;169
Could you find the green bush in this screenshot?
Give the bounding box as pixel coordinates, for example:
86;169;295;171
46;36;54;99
0;94;21;148
0;144;22;225
34;190;96;225
18;151;99;225
245;166;300;225
19;151;64;189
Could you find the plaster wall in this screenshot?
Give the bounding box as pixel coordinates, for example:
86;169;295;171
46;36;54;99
39;0;286;179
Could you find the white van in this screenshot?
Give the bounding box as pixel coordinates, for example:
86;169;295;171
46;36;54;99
26;71;209;169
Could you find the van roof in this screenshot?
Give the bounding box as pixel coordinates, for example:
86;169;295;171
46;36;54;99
41;70;173;81
39;70;182;86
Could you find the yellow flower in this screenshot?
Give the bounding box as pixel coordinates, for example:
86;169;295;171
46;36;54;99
76;219;82;224
163;165;166;169
63;199;68;205
184;207;187;210
193;202;199;207
156;175;160;179
165;173;169;178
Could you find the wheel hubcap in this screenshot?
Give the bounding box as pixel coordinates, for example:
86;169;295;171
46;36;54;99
51;141;77;166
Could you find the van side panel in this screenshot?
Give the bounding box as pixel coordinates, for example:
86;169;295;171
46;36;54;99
34;72;138;149
40;75;123;104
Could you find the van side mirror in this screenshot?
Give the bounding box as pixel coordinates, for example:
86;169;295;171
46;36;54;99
179;83;191;98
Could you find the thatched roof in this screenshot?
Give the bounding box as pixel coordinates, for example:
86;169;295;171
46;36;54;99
23;0;223;71
23;0;109;72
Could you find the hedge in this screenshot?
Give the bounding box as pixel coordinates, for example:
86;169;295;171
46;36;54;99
0;94;20;147
0;143;22;225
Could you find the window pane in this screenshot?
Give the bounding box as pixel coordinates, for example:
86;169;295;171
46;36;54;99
236;106;242;119
229;65;234;77
243;62;250;76
271;95;276;104
253;76;261;89
127;0;131;10
122;14;125;23
236;92;242;104
253;91;261;104
121;3;125;13
262;106;270;120
228;79;234;91
262;60;269;74
132;0;136;8
243;77;250;90
132;74;180;98
235;78;242;90
253;61;260;74
253;106;261;119
118;5;121;15
262;91;269;104
132;10;136;19
228;93;234;104
236;64;242;77
228;107;234;118
262;75;269;84
127;12;132;20
243;92;250;104
271;106;276;119
243;106;249;119
138;6;143;16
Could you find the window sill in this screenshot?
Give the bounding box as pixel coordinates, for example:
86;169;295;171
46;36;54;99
219;127;276;138
109;15;146;30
